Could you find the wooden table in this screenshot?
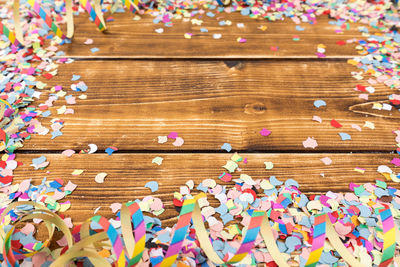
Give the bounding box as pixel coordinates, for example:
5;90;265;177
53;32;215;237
13;10;399;227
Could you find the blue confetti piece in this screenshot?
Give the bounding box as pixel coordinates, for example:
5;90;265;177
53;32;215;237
314;99;326;108
145;181;159;192
105;147;116;155
196;183;208;193
32;156;46;166
295;25;304;31
285;236;302;254
219;21;226;26
338;132;351;141
41;110;51;117
200;28;208;33
90;47;99;53
241;7;250;16
51;130;63;139
221;143;232;152
157;232;171;243
269;176;283;186
71;74;80;81
285;179;299;188
206;11;215;17
221;213;233;224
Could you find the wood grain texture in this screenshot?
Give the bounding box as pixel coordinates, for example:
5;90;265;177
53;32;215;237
25;59;398;151
12;153;399;225
61;11;361;58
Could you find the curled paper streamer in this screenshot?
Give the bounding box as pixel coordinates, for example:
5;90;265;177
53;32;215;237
2;195;400;266
216;0;231;5
12;0;73;45
80;0;107;31
0;21;19;46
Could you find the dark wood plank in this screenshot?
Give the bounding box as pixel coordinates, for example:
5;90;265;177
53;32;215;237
61;12;361;58
12;153;399;225
25;59;398;151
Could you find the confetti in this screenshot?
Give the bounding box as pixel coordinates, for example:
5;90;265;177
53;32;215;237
72;169;84;176
338;132;351;141
95;173;108;183
221;143;232;152
314;100;326;108
145;181;159;192
303;137;318;149
264;162;274;170
320;157;332;165
62;149;75;157
260;128;271;137
152;156;163;165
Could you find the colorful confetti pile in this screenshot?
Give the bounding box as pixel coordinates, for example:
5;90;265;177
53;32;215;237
0;0;399;266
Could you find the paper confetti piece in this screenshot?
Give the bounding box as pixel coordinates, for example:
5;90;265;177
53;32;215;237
95;173;108;183
72;169;84;176
145;181;159;192
312;115;322;123
303;137;318;149
221;143;232;152
330;119;342;128
158;136;167;144
62;149;75;157
237;37;246;43
173;137;184;147
338;132;351;141
184;33;193;39
84;38;93;44
105;147;118;155
320;157;332;165
71;74;80;81
264;162;274;170
213;33;222;39
391;158;400;166
314;100;326;108
260;128;271;137
152;156;163;165
155;28;164;33
90;47;99;53
354;167;365;174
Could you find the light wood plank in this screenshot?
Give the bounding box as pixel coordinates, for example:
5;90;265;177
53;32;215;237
12;153;400;225
61;12;361;58
25;59;398;151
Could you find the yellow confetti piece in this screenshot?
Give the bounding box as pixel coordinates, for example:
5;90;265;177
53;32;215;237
363;121;375;129
354;168;365;174
71;169;84;176
184;33;192;39
258;25;268;31
264;161;274;170
57;105;67;114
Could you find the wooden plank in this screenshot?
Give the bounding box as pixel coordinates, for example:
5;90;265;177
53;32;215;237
12;153;399;225
61;12;361;58
25;59;398;151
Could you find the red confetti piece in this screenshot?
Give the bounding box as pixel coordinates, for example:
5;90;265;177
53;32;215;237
330;119;343;128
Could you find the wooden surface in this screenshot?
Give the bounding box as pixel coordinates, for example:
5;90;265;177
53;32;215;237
61;12;362;58
13;9;400;228
28;60;395;152
13;153;397;225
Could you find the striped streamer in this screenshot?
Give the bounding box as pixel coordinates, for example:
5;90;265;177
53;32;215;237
2;196;400;266
0;21;19;46
379;207;396;267
121;0;139;14
27;0;66;39
79;0;106;31
304;213;327;267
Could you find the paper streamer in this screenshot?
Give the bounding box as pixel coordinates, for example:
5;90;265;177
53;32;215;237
121;0;140;14
0;21;19;46
79;0;107;31
304;214;326;267
2;196;400;266
12;0;73;45
216;0;231;5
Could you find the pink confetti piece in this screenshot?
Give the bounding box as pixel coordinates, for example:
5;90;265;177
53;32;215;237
351;124;362;131
84;38;93;44
320;157;332;165
259;128;271;137
110;203;122;213
391;158;400;166
312;115;322;123
172;137;184;147
168;132;178;139
62;149;75;157
20;223;35;235
302;137;318;149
